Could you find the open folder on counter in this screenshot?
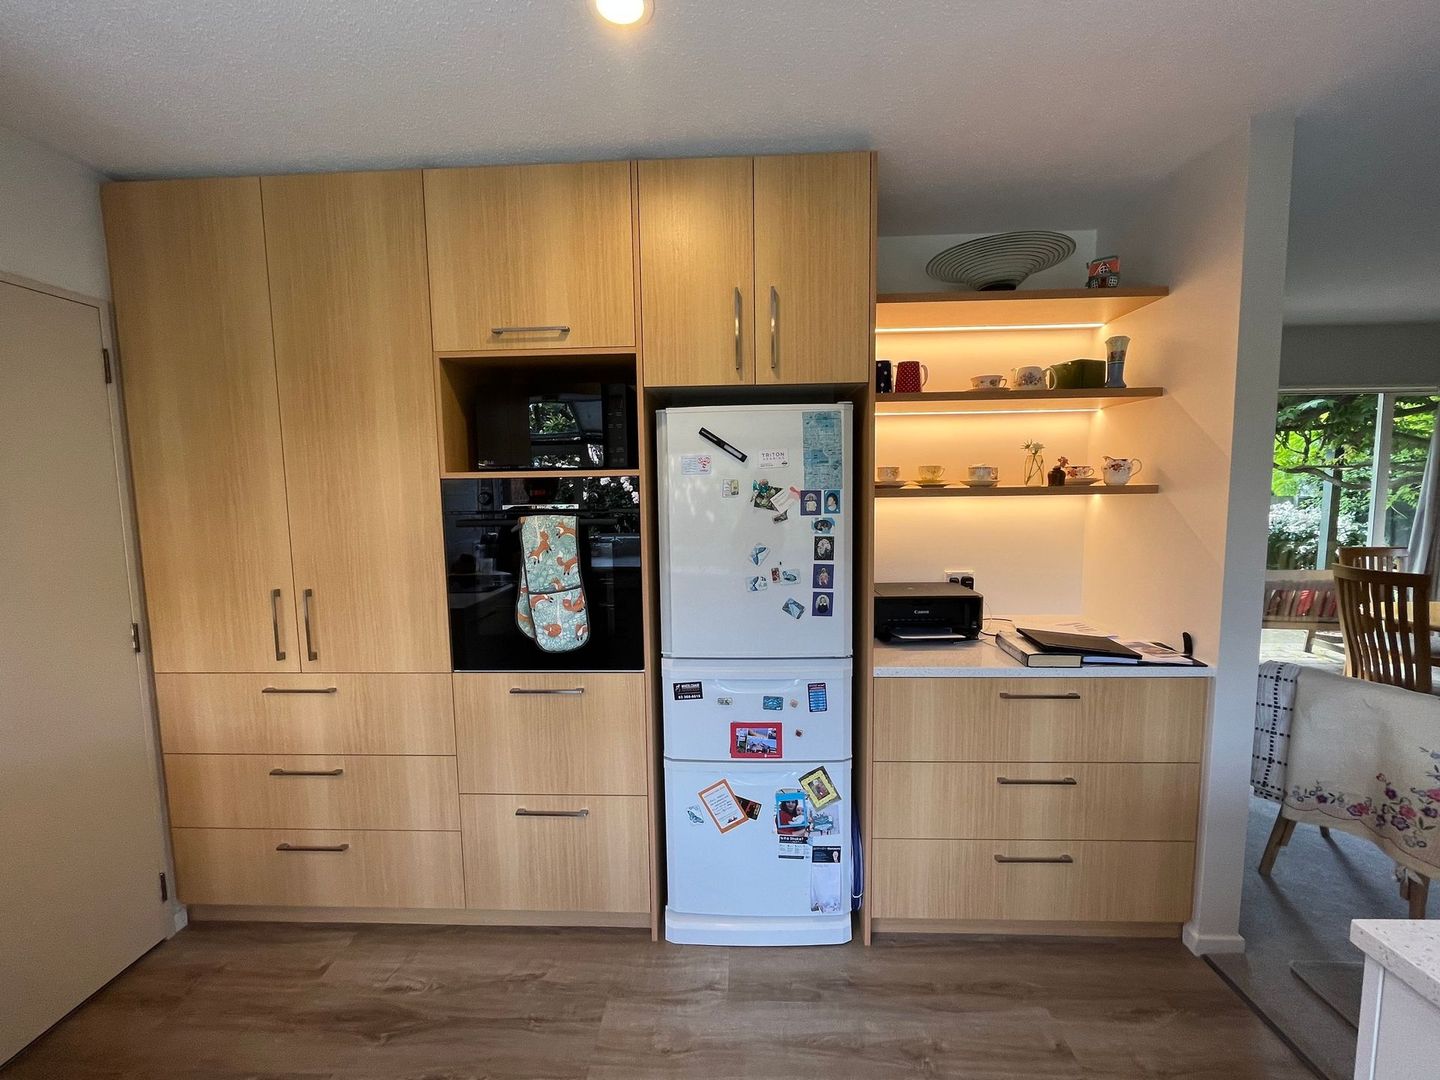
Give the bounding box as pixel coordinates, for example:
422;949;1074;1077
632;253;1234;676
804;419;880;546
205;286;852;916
996;625;1203;668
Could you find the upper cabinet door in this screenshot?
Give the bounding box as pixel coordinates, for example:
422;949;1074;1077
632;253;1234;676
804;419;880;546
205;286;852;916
261;171;450;673
753;152;874;385
103;178;299;673
423;162;635;353
637;157;754;386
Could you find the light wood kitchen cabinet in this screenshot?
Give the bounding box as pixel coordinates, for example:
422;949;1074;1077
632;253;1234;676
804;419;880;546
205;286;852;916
423;162;635;353
261;171;450;673
637;156;754;386
102;178;299;673
753;152;873;385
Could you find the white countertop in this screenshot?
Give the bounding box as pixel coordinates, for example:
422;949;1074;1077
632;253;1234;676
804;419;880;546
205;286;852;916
873;637;1214;678
1351;920;1440;1011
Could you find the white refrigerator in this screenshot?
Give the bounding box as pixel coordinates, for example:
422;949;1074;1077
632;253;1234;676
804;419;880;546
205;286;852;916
657;404;853;946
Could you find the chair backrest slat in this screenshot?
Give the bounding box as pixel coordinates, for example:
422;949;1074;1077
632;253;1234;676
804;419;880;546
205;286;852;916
1336;546;1410;571
1332;563;1433;694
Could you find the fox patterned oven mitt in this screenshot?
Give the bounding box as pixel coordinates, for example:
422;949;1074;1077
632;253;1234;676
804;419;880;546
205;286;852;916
515;514;589;653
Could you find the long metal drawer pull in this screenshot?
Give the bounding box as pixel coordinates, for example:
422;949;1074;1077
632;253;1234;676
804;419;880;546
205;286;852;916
269;767;344;777
994;853;1073;864
261;686;338;695
515;808;590;818
270;588;287;662
302;588;319;662
998;692;1082;701
508;687;585;696
733;287;743;373
275;842;350;853
491;324;571;336
996;776;1078;786
768;286;778;370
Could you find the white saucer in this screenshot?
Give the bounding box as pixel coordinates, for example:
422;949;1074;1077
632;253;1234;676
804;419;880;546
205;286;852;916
959;478;999;488
1065;477;1101;486
915;480;951;488
875;479;910;488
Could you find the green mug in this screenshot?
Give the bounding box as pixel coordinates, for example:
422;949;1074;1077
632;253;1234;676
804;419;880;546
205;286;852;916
1045;361;1079;389
1074;358;1107;388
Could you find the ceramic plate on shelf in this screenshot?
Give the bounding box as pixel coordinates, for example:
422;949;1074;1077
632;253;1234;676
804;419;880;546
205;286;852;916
875;479;910;489
959;479;999;488
1064;477;1101;486
915;480;951;488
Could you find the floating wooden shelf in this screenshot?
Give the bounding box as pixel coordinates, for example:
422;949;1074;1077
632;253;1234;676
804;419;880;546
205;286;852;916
441;468;639;481
875;387;1163;415
876;484;1159;499
876;286;1168;331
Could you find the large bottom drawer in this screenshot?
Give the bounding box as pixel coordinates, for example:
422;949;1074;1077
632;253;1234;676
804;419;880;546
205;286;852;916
171;828;464;908
461;794;649;914
872;838;1195;923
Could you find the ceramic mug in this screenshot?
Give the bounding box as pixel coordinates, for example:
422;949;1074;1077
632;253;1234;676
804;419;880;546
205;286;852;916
895;361;929;393
1045;361;1079;389
875;359;894;394
970;374;1007;390
917;464;946;483
1065;463;1095;478
876;465;901;482
1103;456;1143;485
1011;365;1045;389
967;464;998;482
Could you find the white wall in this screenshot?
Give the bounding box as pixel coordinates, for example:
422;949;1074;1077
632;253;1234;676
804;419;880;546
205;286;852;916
1086;116;1295;955
878;230;1097;294
0;126;110;298
1280;322;1440;389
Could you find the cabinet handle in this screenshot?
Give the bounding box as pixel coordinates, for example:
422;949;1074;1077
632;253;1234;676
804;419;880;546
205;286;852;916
508;687;585;696
997;776;1078;786
269;768;344;777
261;686;337;695
768;286;778;371
515;808;590;818
302;588;319;662
994;853;1073;865
733;287;743;374
275;843;349;853
270;588;287;662
491;325;571;336
998;692;1082;701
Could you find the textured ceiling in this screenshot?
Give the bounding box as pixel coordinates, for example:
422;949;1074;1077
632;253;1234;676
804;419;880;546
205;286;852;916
2;0;1438;320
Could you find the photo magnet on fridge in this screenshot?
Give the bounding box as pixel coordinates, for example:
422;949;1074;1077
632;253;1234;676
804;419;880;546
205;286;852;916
749;543;770;566
800;490;821;515
799;765;841;809
737;796;762;821
812;517;834;534
762;695;783;711
781;597;805;619
720;478;740;498
823;490;842;515
746;575;769;592
780;569;799;583
811;592;833;617
730;723;782;759
698;779;748;833
813;536;834;561
812;565;833;589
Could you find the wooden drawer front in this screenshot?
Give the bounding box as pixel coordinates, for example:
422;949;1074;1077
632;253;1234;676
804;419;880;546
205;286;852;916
873;762;1200;842
874;678;1207;763
164;755;459;831
171;828;464;908
872;839;1195;923
155;674;455;755
460;795;649;913
455;673;647;795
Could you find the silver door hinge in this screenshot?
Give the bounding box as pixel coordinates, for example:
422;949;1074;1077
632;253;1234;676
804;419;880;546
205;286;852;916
102;348;113;384
130;622;142;653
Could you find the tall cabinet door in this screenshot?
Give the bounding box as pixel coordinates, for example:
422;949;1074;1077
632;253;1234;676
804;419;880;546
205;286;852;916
637;156;754;387
261;171;450;673
103;178;299;673
423;162;635;353
753;152;873;386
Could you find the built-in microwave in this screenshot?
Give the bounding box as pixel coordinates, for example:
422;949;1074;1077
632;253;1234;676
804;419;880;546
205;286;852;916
441;476;644;671
472;377;637;472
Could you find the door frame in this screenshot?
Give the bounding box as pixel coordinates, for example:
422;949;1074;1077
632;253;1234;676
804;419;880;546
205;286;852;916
1;270;181;935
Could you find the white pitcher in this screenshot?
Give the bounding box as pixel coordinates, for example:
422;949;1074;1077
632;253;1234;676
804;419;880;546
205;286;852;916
1103;456;1143;485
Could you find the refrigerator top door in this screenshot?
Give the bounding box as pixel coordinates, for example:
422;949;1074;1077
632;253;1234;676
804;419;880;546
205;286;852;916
658;404;852;660
662;657;852;762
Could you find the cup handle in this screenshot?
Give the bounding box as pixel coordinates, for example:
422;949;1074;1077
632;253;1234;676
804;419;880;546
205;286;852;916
997;376;1007;387
1045;369;1056;389
920;364;929;388
1130;459;1143;477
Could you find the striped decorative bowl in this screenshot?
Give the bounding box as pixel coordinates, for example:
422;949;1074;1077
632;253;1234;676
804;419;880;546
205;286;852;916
925;231;1077;291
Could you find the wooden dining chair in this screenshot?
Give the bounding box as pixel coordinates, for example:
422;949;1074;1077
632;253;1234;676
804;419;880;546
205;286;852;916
1336;545;1410;571
1332;563;1434;694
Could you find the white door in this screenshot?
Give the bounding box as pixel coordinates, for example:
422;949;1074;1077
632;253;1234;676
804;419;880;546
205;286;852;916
0;280;171;1064
658;404;851;659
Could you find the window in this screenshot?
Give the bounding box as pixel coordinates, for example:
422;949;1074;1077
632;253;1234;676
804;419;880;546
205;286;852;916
1268;392;1439;569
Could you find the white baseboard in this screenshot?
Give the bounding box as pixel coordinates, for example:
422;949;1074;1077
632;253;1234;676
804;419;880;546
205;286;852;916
1183;922;1245;955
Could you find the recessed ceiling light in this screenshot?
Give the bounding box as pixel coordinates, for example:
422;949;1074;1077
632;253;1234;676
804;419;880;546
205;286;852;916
592;0;653;26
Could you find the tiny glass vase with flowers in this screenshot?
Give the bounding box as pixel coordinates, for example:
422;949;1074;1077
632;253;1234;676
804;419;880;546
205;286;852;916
1022;439;1046;487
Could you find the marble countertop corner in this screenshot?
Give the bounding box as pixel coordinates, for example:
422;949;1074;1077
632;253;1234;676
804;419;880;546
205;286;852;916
1351;919;1440;1011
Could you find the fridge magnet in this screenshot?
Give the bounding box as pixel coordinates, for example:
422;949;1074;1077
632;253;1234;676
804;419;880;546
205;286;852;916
812;517;834;535
698;426;746;463
813;536;834;561
810;809;838;838
812;564;833;589
780;569;799;583
799;765;841;809
776;790;811;858
807;682;828;712
746;575;768;592
699;778;748;833
802;410;844;490
716;695;733;707
749;543;770;566
719;478;740;498
800;489;821;515
758;448;789;468
781;597;805;619
811;592;833;617
730;722;782;758
751;480;782;511
770;567;781;583
772;509;790;524
737;795;762;821
680;452;713;476
672;681;703;701
762;695;784;711
810;846;845;914
685;805;706;826
823;490;842;515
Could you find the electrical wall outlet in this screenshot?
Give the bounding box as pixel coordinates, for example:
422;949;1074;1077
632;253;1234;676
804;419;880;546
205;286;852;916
945;568;976;590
